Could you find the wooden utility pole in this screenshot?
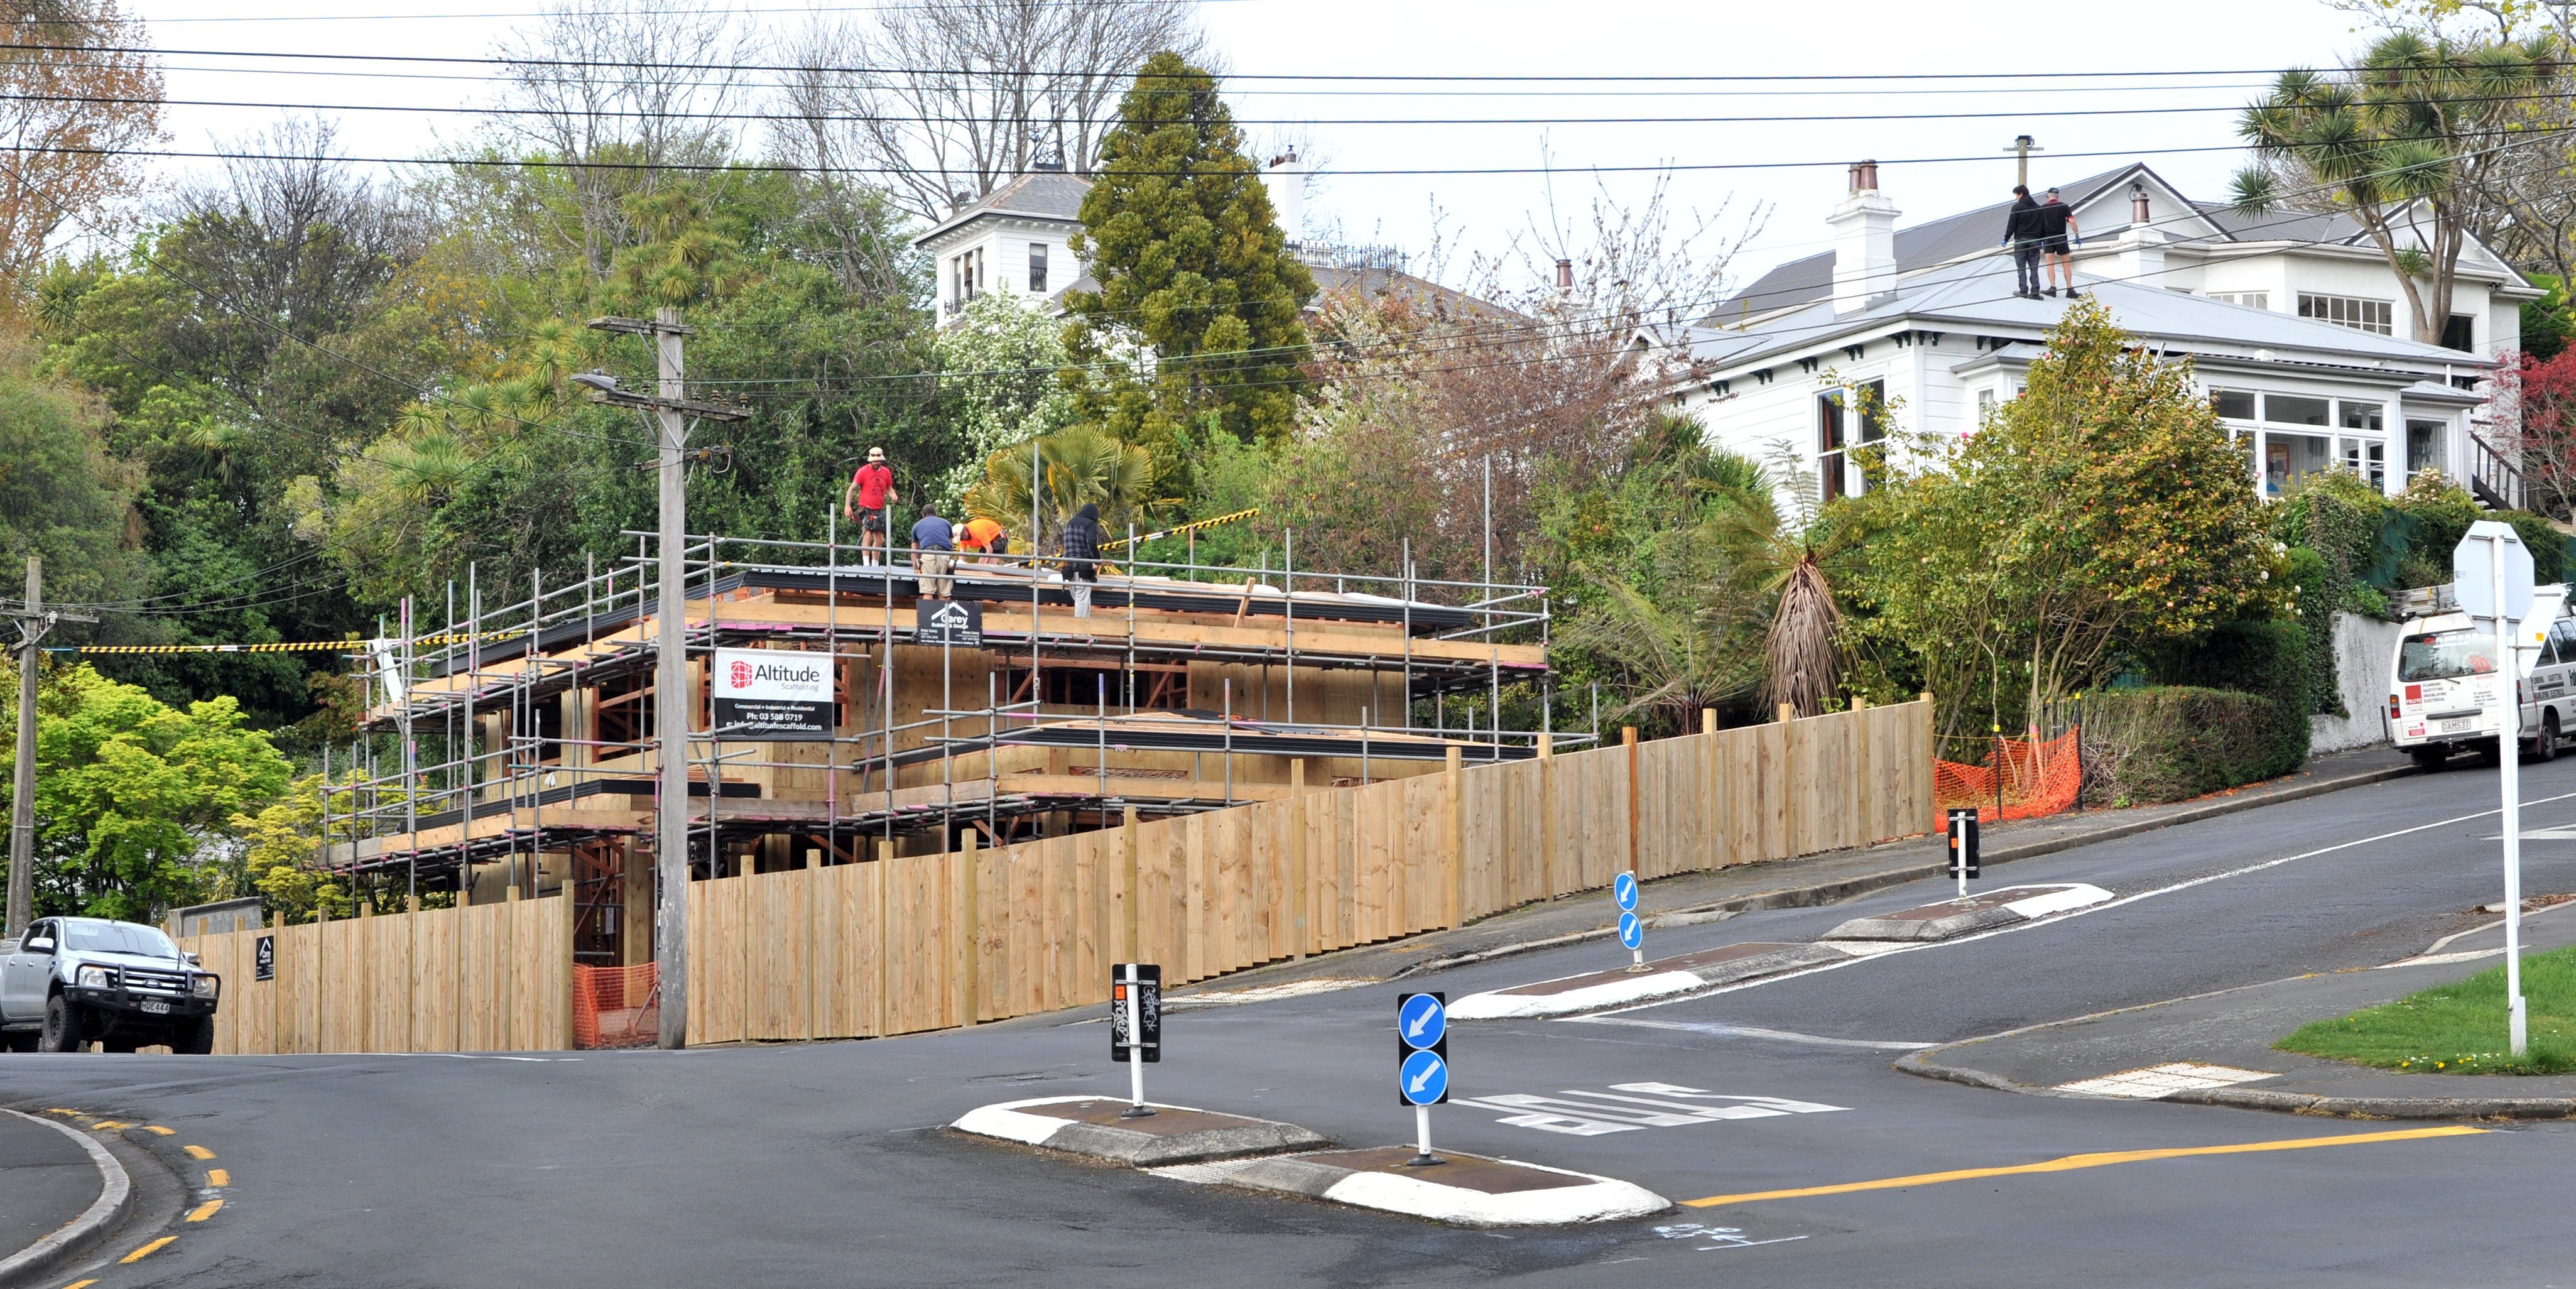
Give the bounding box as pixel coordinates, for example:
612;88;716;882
2003;134;2043;188
579;311;747;1049
6;557;94;937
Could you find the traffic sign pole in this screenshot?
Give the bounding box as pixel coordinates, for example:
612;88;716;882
1112;962;1160;1117
2459;522;2533;1057
1396;992;1448;1167
1614;873;1644;972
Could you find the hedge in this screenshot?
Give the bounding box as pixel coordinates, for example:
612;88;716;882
2080;686;2290;807
2147;617;2313;779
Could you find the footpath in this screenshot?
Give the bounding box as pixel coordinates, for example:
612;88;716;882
1177;746;2415;999
0;1108;129;1288
1902;898;2576;1120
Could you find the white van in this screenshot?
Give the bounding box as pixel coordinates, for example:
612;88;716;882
2388;583;2576;769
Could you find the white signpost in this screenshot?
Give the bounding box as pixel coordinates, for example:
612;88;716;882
2455;520;2536;1057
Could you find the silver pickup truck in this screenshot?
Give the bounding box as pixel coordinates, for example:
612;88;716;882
1;916;220;1053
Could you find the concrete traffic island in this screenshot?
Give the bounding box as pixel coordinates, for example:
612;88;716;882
1825;883;2111;942
1447;942;1864;1021
0;1109;132;1289
1898;955;2576;1120
949;1096;1328;1167
1226;1146;1670;1226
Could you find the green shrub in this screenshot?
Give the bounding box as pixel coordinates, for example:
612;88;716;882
2147;617;2313;778
2079;686;2286;805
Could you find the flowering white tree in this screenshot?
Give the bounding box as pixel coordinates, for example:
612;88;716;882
930;292;1076;509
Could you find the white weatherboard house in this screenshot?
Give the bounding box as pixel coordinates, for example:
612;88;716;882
913;155;1470;324
1667;161;2541;508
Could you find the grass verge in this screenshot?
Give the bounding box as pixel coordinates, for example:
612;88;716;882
2276;944;2576;1075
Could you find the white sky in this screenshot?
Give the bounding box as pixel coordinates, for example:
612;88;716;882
125;0;2379;295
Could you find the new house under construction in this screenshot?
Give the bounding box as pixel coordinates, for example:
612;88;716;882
325;533;1563;971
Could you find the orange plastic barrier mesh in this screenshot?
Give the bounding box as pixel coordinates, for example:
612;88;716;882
1934;729;2082;824
573;962;660;1050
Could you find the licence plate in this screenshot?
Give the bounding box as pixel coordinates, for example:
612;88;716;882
138;999;168;1014
2440;718;2473;734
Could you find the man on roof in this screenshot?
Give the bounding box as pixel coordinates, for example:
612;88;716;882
843;447;899;563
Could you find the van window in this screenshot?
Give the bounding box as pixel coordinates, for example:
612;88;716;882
2399;629;2501;681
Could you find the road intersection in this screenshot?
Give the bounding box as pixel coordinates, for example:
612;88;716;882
10;758;2576;1286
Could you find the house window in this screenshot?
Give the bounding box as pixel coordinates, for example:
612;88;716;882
1854;379;1888;488
2407;418;2447;475
1028;243;1049;294
1976;387;1997;417
2442;313;2474;352
2339;437;2386;490
2212;389;2256;420
2337;401;2384;433
2268;394;2330;426
2296;293;2394;335
2209;291;2270;310
1817;391;1847;503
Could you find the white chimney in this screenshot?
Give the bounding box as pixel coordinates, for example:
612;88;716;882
1828;160;1899;314
1264;150;1305;242
2113;181;2166;286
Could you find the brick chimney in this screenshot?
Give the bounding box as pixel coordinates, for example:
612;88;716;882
1555;258;1573;290
1828;160;1899;314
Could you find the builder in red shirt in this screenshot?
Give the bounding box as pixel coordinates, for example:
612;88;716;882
842;447;899;562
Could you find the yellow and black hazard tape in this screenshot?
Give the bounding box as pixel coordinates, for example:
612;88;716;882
55;629;527;656
1107;506;1260;550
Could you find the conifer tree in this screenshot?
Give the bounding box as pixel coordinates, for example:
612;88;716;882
1062;51;1315;459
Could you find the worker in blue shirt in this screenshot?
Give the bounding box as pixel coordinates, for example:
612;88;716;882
912;505;956;599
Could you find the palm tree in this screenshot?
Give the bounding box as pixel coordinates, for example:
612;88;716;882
1708;441;1851;721
961;425;1169;554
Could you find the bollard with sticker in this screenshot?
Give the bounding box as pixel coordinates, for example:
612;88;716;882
1946;807;1981;900
1396;991;1448;1166
1110;963;1160;1118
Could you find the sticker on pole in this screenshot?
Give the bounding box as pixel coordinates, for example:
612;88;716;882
1396;991;1448;1106
1617;911;1644;951
1613;871;1639;913
1110;963;1161;1063
1401;1049;1450;1106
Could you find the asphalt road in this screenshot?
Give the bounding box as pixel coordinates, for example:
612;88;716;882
11;759;2576;1288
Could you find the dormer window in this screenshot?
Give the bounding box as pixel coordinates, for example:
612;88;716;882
1028;243;1049;294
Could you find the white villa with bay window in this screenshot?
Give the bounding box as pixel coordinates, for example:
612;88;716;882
1664;161;2538;509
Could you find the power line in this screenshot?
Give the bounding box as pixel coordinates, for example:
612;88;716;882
0;43;2376;82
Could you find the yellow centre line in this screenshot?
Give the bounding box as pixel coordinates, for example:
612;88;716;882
142;1125;174;1136
63;1280;98;1288
1685;1126;2488;1207
119;1236;176;1263
205;1168;229;1187
182;1145;215;1161
187;1199;224;1222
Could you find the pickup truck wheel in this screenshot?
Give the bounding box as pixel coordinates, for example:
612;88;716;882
40;994;87;1053
173;1016;214;1055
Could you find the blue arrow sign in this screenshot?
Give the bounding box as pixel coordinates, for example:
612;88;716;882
1614;871;1638;913
1398;993;1447;1050
1617;910;1643;951
1400;1049;1449;1106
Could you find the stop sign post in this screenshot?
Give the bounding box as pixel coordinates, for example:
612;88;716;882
2456;520;2536;1057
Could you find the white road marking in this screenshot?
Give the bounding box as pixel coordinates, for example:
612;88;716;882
1653;1222;1812;1252
1163;979;1377;1011
2379;948;2505;969
2054;1062;2278;1097
1452;1083;1847;1136
1568;1016;1935;1050
1592;788;2576;1013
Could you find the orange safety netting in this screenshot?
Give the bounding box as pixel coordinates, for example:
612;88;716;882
573;962;660;1050
1934;729;2083;824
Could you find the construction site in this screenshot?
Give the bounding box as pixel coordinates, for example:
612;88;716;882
320;531;1565;971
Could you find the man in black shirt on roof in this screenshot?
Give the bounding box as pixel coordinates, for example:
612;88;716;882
2036;187;2080;297
2000;185;2043;299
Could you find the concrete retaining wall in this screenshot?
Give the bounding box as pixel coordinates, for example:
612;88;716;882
2312;610;2403;754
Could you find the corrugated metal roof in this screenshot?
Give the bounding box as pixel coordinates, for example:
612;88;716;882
1690;251;2487;376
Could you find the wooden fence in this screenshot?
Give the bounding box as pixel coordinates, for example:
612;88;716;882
687;699;1933;1043
179;891;570;1055
172;700;1930;1052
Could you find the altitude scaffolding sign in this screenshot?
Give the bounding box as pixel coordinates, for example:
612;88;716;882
710;647;834;740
